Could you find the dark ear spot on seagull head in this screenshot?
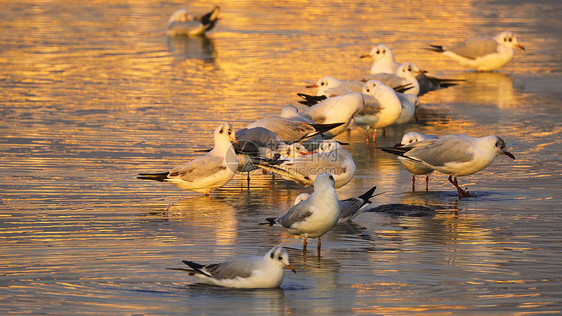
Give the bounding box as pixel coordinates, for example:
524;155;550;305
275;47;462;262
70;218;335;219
270;252;275;259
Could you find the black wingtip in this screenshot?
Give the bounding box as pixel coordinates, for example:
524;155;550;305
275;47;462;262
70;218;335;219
182;260;212;277
380;147;411;157
264;217;276;226
358;186;377;203
426;45;445;53
310;122;345;134
297;93;327;106
137;172;169;182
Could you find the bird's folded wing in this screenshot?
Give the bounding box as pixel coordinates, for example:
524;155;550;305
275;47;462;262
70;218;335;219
168;155;228;181
449;37;499;60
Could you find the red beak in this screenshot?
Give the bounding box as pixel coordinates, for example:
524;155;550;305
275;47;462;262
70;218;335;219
306;84;318;88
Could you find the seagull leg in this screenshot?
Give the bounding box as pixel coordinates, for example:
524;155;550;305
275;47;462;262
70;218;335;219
412;175;416;192
425;174;430;192
414;112;418;122
365;127;370;143
449;175;469;198
382;127;386;137
303;236;307;251
372;128;377;146
317;236;321;256
246;172;251;188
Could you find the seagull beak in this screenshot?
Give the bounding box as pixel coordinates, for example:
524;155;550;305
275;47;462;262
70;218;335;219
231;138;240;146
306;84;318;88
516;44;525;51
418;70;428;74
300;151;315;156
285;264;296;273
504;151;515;160
394;142;404;147
360;54;371;59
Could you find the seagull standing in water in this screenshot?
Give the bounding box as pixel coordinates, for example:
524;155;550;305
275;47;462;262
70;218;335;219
427;31;525;71
265;173;340;252
381;134;515;197
393;132;439;192
138;123;239;196
168;246;296;288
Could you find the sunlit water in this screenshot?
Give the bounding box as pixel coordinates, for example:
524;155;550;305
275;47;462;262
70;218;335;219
1;0;561;314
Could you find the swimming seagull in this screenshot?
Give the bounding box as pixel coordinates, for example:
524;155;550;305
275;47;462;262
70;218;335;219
265;173;340;251
381;134;515;197
393;132;439;191
254;140;356;188
137;123;239;195
427;31;525;71
167;6;220;36
167;246;296;288
294;185;377;223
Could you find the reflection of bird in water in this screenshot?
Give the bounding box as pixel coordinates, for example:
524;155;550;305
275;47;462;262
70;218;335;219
427;31;525;71
168;246;295;288
382;134;515;198
167;6;220;37
167;35;216;63
446;72;516;107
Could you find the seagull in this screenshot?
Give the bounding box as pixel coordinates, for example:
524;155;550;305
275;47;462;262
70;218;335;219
279;105;315;124
138;123;239;195
362;62;423;96
393;93;419;124
354;80;403;143
246;117;343;144
381;134;515;197
265;173;340;251
300;92;365;138
294;185;377;223
427;31;525;71
167;6;220;36
254;140;356;188
167;246;296;288
393;132;439;191
306;76;364;96
360;44;401;74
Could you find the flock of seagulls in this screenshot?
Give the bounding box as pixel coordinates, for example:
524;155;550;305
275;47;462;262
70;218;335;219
141;6;522;289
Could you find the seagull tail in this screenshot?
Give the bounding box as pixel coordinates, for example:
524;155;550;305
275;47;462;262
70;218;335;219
393;83;414;94
380;147;412;157
264;217;277;226
310;122;345;135
297;93;327;106
199;6;220;31
182;260;212;277
426;45;445;53
358;186;377;205
137;172;169;181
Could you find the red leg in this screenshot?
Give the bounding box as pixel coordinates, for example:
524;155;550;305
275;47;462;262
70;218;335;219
382;127;386;137
412;175;416;192
425;174;429;192
372;129;377;146
449;175;469;198
303;236;307;251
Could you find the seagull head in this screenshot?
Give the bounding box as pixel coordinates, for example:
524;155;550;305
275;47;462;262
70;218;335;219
360;43;393;61
266;247;296;273
214;123;238;146
396;132;434;147
495;32;525;51
397;62;423;78
280;105;300;119
293;193;311;206
494;136;515;160
362;80;395;102
283;143;310;158
315;172;336;191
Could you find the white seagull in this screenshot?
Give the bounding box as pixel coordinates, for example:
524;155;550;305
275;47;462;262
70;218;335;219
360;44;401;74
427;31;525;71
381;134;515;197
265;173;340;251
393;132;439;191
355;80;403;143
294;185;377;223
254;140;356;189
300;92;365;138
363;62;423;96
138;123;239;195
168;246;296;288
167;6;220;37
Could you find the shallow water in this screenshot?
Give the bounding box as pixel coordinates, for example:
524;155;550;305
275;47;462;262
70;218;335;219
1;0;561;314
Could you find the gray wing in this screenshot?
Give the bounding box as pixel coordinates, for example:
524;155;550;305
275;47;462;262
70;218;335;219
324;82;363;96
448;37;499;60
247;118;315;143
359;94;382;115
236;127;282;148
338;198;363;220
168;155;228;182
204;256;258;280
362;73;405;88
276;200;313;228
406;136;475;167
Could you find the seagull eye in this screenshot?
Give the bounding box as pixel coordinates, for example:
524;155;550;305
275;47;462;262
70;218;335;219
376;50;380;54
277;256;283;260
270;253;275;259
366;88;370;92
321;82;324;86
228;131;231;135
382;49;386;53
508;37;512;42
